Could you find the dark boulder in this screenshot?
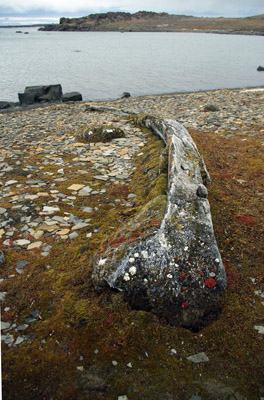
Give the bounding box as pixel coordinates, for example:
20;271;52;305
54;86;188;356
257;66;264;71
204;104;220;112
18;85;63;105
18;91;36;105
121;92;131;98
62;92;82;102
0;101;11;110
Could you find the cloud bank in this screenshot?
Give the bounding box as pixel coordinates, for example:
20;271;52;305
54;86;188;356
0;0;263;18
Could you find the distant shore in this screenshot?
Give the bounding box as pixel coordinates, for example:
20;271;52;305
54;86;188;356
39;11;264;36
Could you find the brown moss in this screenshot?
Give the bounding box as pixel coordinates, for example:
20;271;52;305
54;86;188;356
1;117;264;400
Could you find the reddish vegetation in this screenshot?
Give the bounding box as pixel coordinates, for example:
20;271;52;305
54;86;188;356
205;278;217;288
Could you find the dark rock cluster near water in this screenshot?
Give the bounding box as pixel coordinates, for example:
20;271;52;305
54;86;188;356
0;86;132;111
257;65;264;71
0;85;83;110
18;85;83;105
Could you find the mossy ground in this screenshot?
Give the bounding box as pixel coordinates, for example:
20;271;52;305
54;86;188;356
1;119;264;400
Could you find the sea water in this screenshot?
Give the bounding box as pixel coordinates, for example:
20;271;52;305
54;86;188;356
0;27;263;102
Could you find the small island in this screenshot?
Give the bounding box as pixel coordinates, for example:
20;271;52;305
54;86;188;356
39;10;264;35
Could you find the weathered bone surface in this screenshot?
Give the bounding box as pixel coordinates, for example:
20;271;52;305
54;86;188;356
92;115;226;330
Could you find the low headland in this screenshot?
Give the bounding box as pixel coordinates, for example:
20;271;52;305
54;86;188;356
1;87;264;399
39;11;264;36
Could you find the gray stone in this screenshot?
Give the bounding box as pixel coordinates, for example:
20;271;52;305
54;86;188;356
15;336;25;345
0;292;7;300
254;325;264;334
121;92;131;98
0;250;5;266
83;207;93;213
14;239;30;247
204;104;220;112
187;352;209;363
93;116;226;330
0;101;11;109
62;92;82;102
69;232;79;239
16;260;27;270
72;223;89;231
1;334;14;344
257;66;264;71
1;321;11;330
17;324;29;331
18;84;63;105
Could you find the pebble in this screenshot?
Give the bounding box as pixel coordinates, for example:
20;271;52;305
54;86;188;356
186;352;209;363
27;241;43;250
254;325;264;334
0;249;5;265
15;336;25;345
1;321;11;330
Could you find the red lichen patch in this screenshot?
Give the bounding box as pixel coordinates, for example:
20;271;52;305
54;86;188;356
181;301;189;309
205;278;216;288
233;214;258;226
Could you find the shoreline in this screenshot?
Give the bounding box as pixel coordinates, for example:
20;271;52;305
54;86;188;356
2;25;263;36
1;85;264;115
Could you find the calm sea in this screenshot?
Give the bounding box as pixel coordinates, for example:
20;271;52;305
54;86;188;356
0;27;263;102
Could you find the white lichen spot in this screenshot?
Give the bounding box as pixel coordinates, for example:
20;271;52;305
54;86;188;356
144;279;148;283
184;246;188;251
141;250;148;259
123;273;130;281
159;233;168;248
98;258;107;266
215;258;220;263
134;253;139;258
129;257;135;263
167;274;173;279
129;266;137;276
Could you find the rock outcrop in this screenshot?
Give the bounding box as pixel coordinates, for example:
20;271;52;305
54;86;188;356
18;85;63;105
0;101;11;110
62;92;83;102
92;115;226;330
18;85;83;105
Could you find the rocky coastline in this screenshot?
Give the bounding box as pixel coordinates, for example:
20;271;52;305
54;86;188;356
39;11;264;36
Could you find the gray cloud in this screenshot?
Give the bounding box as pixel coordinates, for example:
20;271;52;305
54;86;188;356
0;0;263;17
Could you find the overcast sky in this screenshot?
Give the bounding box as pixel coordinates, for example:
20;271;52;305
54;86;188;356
0;0;263;19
